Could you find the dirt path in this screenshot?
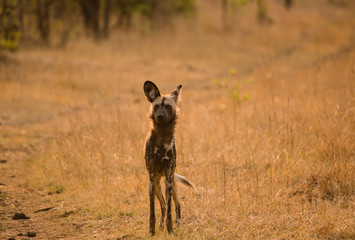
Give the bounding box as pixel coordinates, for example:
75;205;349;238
0;127;83;239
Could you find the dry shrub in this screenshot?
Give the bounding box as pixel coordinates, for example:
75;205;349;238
303;172;355;203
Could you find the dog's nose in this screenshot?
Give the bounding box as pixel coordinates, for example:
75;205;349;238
157;114;164;121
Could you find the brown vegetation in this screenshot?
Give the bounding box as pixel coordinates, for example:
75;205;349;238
0;1;354;239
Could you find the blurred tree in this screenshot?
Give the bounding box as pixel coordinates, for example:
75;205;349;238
256;0;272;24
285;0;293;10
0;0;21;51
116;0;195;30
52;0;78;47
78;0;100;39
328;0;347;7
116;0;136;30
17;0;24;35
0;0;198;49
103;0;111;38
36;0;52;44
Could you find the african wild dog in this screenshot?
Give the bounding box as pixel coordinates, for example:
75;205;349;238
143;81;196;236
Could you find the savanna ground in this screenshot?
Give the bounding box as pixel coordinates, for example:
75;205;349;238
1;1;355;239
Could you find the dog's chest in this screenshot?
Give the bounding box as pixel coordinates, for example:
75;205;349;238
152;141;175;173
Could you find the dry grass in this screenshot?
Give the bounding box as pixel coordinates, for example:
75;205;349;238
1;1;354;239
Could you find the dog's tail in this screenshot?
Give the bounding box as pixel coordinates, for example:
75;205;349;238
175;173;198;192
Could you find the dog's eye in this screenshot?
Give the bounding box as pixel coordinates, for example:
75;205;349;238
165;105;172;111
154;105;159;111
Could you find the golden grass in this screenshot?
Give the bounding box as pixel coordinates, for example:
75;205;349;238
1;1;354;239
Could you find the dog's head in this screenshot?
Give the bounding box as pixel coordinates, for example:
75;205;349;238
143;81;182;126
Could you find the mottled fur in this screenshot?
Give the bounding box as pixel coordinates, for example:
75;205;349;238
143;81;195;236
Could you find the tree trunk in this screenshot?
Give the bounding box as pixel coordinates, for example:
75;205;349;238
79;0;100;39
36;0;51;44
103;0;111;38
18;0;25;37
285;0;293;10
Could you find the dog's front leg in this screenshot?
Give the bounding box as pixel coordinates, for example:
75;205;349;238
149;172;156;236
165;172;174;234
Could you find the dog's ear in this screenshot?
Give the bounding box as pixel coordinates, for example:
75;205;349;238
171;84;182;103
144;81;161;102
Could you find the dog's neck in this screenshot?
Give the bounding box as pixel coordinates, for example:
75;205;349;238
151;119;176;147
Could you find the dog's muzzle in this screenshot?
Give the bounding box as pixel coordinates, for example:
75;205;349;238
156;114;165;123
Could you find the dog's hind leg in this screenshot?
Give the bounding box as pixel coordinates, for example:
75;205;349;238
165;172;174;234
155;176;166;229
172;177;181;226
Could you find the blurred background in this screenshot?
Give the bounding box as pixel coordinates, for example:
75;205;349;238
0;0;354;239
0;0;350;49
